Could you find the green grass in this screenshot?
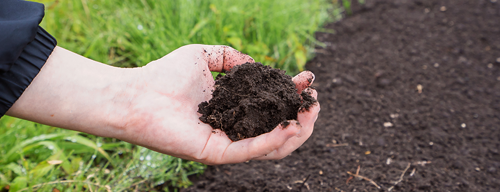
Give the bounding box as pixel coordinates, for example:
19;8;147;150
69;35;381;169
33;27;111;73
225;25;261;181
1;0;343;191
0;116;204;191
38;0;338;74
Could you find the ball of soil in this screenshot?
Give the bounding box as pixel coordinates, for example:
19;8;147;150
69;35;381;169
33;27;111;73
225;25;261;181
198;62;315;141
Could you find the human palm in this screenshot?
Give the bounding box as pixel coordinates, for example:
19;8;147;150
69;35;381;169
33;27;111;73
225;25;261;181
125;45;320;164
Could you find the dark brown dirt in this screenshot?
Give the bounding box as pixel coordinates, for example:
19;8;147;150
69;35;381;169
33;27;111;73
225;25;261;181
198;62;315;141
186;0;500;191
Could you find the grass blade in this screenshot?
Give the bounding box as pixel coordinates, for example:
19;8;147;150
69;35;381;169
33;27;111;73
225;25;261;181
2;133;73;163
64;135;113;165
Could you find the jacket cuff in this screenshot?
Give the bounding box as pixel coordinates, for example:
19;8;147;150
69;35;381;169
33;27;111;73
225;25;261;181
0;26;57;116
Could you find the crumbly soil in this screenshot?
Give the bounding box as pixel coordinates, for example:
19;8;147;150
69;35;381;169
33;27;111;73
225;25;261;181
198;62;315;141
186;0;500;191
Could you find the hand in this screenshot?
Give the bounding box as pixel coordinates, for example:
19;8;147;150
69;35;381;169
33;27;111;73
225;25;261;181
127;44;320;164
7;45;320;165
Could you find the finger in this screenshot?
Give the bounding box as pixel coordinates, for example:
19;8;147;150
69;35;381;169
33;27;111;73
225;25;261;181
214;122;301;164
254;88;320;160
297;88;320;129
255;107;319;160
305;87;319;102
292;71;315;93
202;45;255;72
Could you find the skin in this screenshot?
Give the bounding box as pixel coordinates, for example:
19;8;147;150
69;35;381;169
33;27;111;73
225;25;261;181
6;45;320;165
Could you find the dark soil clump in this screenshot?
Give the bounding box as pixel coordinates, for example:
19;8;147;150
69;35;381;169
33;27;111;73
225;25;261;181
198;62;315;141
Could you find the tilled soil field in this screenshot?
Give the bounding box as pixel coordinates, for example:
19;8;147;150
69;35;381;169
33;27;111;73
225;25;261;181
186;0;500;191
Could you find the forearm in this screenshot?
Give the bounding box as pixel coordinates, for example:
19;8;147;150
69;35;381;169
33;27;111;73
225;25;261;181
6;46;141;138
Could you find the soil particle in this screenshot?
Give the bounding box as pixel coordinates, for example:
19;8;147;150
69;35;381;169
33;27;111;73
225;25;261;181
280;121;291;128
198;62;316;141
299;89;316;112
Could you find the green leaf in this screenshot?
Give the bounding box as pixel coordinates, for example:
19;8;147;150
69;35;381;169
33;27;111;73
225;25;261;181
100;142;128;150
2;133;73;163
60;159;73;176
54;142;98;154
294;47;307;71
23;141;62;154
30;161;54;180
342;0;352;15
64;135;113;164
246;42;270;55
0;172;8;185
222;25;238;37
24;141;75;175
8;176;27;192
187;19;208;39
209;4;219;14
227;37;242;51
5;163;24;176
83;34;102;57
70;157;83;174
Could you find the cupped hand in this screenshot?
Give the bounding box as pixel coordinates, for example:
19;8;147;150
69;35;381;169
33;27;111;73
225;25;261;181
123;44;320;165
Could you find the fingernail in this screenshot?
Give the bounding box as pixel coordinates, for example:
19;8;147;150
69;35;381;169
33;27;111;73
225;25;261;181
310;73;315;85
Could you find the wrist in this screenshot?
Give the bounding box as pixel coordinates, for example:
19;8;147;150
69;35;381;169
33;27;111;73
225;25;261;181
7;47;145;139
99;67;147;140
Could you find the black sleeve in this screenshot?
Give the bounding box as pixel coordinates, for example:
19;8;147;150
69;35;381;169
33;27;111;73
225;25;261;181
0;0;57;117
